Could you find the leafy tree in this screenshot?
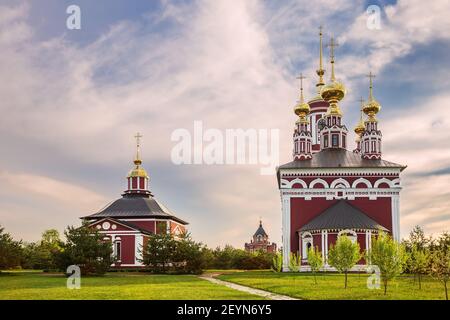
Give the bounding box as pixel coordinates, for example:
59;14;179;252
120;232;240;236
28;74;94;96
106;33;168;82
429;233;450;300
408;245;430;289
328;235;361;288
271;252;282;272
142;232;177;273
172;232;208;274
22;229;62;271
368;232;407;295
288;252;300;272
407;225;430;250
307;246;323;284
54;223;113;276
0;225;22;270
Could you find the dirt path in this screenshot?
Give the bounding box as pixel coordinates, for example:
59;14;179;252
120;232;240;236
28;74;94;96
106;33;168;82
199;273;298;300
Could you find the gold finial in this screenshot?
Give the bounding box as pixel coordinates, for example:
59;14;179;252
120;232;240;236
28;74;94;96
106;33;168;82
320;36;345;116
363;71;381;121
134;132;143;165
297;73;306;103
367;71;375;101
293;73;310;122
128;132;149;178
326;37;339;82
354;97;366;136
316;26;325;90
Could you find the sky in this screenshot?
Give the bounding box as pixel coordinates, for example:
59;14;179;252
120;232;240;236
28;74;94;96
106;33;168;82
0;0;449;248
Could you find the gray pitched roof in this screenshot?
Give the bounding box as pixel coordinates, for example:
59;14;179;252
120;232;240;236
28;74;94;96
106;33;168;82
278;148;406;170
83;194;188;225
254;222;268;237
299;200;388;232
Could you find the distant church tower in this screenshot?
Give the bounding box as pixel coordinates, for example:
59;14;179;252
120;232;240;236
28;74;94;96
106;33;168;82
277;28;406;272
245;220;277;253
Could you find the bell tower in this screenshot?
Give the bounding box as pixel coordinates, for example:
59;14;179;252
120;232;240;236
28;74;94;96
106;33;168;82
361;72;382;160
293;74;312;160
318;37;348;150
124;132;151;196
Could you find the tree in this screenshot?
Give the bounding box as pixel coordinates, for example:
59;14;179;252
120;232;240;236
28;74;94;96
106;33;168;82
408;244;430;289
429;233;450;300
367;232;407;295
172;232;208;274
288;252;300;272
54;223;113;276
271;252;282;272
328;235;361;288
142;232;177;273
22;229;62;271
307;246;323;284
0;225;22;270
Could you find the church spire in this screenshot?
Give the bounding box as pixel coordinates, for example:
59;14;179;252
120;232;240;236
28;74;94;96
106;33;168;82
293;73;312;160
318;36;348;150
353;97;366;153
361;72;383;159
124;133;151;196
315;26;325;92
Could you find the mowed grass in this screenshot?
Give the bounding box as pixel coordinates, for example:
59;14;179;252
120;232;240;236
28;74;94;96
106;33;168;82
0;271;262;300
218;270;447;300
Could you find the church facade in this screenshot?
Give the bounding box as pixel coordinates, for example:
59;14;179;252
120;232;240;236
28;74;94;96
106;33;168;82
277;28;406;271
82;135;188;268
245;220;277;253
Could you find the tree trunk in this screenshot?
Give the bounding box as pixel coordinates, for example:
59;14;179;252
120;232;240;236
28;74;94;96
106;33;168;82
445;280;448;301
314;272;317;285
384;280;388;295
345;271;348;289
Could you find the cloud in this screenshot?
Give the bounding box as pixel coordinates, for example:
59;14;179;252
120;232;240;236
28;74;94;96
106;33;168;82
0;0;449;246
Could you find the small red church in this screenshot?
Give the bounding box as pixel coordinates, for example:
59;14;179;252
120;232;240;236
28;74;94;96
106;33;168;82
82;134;188;268
277;28;406;271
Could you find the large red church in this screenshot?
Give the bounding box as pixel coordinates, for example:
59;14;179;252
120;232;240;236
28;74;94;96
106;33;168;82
277;28;406;271
82;134;188;268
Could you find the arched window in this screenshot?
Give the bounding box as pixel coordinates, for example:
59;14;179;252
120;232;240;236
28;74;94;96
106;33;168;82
338;229;357;243
301;233;313;259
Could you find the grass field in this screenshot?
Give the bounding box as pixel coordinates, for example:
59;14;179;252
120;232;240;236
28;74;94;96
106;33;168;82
0;271;261;300
217;270;448;300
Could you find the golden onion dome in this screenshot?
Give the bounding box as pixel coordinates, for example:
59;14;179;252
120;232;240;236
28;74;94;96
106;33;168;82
363;98;381;120
354;120;365;135
320;80;346;103
128;160;149;178
363;72;381;121
294;100;311;118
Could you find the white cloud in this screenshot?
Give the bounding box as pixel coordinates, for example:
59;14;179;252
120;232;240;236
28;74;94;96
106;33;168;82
0;0;449;246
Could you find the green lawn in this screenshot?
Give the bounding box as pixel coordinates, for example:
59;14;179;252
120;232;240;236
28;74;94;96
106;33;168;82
0;271;262;300
218;270;448;300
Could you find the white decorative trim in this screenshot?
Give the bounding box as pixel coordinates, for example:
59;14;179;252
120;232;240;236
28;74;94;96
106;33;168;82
351;178;372;188
280;167;402;176
391;195;400;241
309;178;329;189
281;195;291;271
330;178;351;189
374;178;393;188
135;235;144;266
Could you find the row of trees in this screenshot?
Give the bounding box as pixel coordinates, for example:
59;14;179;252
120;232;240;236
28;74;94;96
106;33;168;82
274;227;450;299
0;223;274;276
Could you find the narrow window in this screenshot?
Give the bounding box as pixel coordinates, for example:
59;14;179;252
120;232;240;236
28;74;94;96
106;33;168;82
324;135;329;147
115;241;121;261
332;134;339;147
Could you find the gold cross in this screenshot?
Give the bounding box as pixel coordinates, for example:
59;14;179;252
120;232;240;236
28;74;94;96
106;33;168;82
296;73;306;91
326;37;339;60
366;71;376;86
134;132;143;147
